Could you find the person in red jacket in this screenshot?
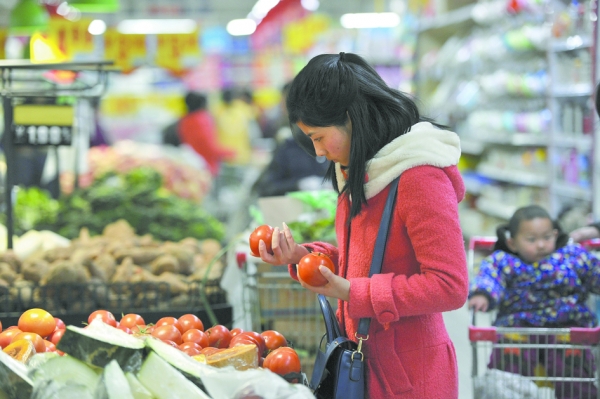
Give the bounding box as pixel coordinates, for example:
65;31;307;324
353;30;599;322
178;92;235;176
253;52;469;398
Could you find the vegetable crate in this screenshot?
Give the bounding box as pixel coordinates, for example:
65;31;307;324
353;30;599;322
0;280;231;328
248;267;331;379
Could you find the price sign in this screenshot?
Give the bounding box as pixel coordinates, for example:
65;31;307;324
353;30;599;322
13;125;72;146
11;104;74;146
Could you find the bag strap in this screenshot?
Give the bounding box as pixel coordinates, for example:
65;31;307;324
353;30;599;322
357;176;400;336
318;293;342;342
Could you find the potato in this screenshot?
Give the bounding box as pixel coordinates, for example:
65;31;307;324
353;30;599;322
150;254;179;275
21;259;50;284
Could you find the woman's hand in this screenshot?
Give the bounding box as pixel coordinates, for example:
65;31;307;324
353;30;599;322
468;294;489;312
298;265;350;302
257;223;309;265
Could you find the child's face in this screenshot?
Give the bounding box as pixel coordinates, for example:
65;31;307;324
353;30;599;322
507;217;558;263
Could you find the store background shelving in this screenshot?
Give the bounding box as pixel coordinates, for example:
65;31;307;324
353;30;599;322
414;0;599;237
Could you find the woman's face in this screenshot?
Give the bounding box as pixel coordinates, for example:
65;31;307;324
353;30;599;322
507;217;558;264
296;121;351;166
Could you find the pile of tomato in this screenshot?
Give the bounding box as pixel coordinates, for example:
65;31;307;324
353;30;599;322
0;308;301;379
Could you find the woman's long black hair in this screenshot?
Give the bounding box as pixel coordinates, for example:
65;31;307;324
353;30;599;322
494;205;569;254
286;52;434;217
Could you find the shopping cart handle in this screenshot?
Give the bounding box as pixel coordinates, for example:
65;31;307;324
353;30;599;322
581;238;600;250
469;309;498;342
468;236;497;251
570;327;600;345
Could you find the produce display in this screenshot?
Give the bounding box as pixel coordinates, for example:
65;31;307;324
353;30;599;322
8;167;225;242
0;219;227;321
0;307;311;399
61;141;212;203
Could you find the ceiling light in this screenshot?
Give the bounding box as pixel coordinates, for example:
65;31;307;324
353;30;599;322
117;19;197;35
88;19;107;35
10;0;50;35
340;12;400;29
301;0;319;11
68;0;120;13
226;19;257;36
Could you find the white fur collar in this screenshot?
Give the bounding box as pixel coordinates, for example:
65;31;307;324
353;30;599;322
335;122;461;199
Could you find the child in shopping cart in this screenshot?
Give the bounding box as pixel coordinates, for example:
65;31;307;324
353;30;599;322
468;204;600;399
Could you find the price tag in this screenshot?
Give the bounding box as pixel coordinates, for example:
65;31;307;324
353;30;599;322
12;125;72;146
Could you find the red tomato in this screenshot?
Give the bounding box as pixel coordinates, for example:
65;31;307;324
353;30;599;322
234;331;265;356
161;340;179;348
119;314;145;329
249;225;274;256
0;328;22;349
179;342;203;352
177;314;204;333
155;317;184;334
297;252;335;287
43;340;56;352
152;325;182;345
261;330;287;352
117;325;132;334
12;332;45;353
18;308;56;338
88;310;117;327
181;346;202;356
53;318;65;331
230;327;244;337
49;328;66;346
263;347;301;376
206;325;232;348
181;329;208;348
199;347;222;356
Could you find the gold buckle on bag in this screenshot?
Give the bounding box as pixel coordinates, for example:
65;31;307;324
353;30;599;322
352;333;369;361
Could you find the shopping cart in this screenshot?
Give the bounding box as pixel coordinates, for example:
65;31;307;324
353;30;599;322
235;251;329;379
467;236;600;399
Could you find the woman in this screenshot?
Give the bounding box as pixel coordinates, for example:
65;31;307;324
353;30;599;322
255;52;469;398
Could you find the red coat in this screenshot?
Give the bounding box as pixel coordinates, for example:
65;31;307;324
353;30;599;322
290;164;468;398
178;110;235;176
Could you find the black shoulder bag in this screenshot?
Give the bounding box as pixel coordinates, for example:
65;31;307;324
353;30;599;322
310;176;400;399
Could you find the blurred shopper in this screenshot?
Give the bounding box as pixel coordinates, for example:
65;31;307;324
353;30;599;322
213;88;256;165
178;91;235;177
253;82;330;197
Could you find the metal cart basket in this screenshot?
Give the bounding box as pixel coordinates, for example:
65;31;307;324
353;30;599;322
468;236;600;399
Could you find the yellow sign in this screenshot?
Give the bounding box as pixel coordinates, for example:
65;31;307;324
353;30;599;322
0;29;6;59
154;31;201;75
14;105;74;126
283;14;329;55
104;28;147;73
47;17;94;58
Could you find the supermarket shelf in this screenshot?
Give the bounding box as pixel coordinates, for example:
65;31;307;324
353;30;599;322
476;197;517;220
553;135;593;151
552;83;594;97
477;164;548;186
550;36;593;52
461;134;548;149
417;4;475;32
550;182;592;201
461;139;485;155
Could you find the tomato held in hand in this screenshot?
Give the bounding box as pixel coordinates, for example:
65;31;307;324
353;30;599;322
297;252;335;287
249;225;274;256
263;347;301;376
